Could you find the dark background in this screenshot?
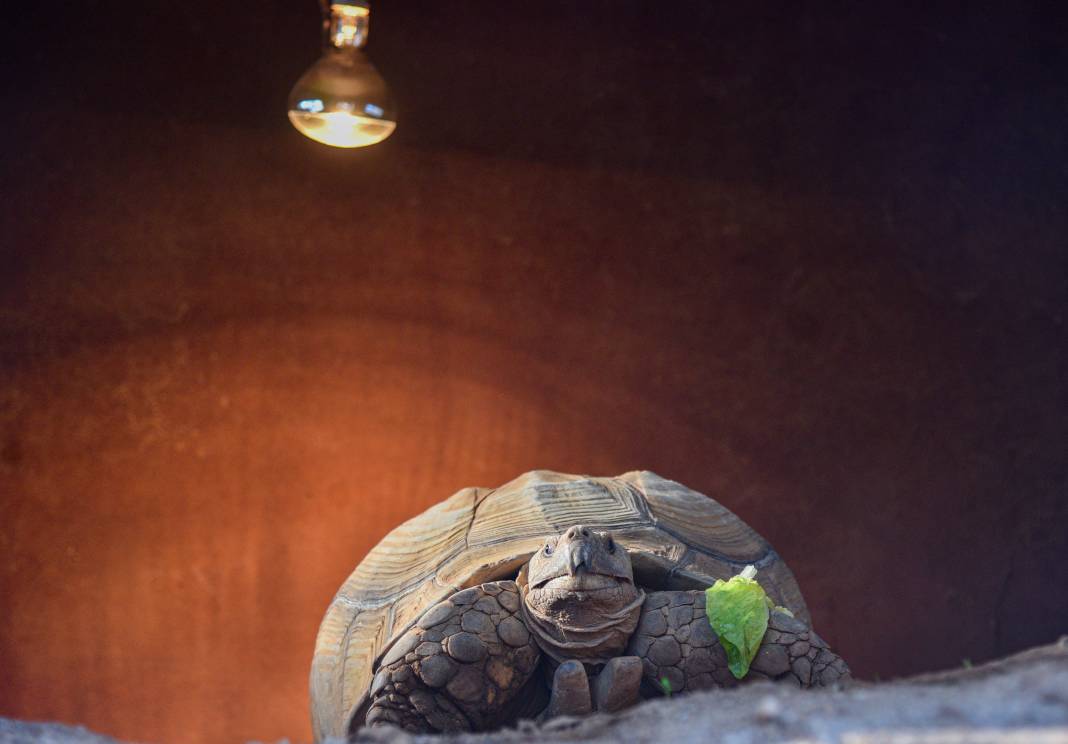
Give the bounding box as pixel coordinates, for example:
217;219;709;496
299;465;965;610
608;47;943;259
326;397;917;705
1;1;1066;742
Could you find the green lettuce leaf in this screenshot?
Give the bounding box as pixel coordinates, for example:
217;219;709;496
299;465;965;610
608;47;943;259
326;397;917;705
705;565;770;679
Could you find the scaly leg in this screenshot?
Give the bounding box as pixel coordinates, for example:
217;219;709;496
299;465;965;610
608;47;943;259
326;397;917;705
364;580;542;732
626;591;851;694
542;655;643;719
591;656;644;712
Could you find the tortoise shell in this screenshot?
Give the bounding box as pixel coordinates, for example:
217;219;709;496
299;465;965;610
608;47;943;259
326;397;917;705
310;470;809;740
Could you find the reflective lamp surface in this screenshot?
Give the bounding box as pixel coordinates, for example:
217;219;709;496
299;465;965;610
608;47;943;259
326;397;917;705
288;1;396;148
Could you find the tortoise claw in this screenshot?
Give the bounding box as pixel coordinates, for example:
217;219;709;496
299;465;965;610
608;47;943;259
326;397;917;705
592;656;643;713
545;660;592;719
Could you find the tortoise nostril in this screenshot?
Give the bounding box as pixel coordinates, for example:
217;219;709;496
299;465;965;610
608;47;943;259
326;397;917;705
566;525;588;540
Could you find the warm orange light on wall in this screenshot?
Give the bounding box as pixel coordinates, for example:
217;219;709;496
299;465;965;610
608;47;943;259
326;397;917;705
288;0;396;148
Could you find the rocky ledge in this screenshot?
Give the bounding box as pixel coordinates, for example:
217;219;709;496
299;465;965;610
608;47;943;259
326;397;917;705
2;640;1066;744
354;639;1068;744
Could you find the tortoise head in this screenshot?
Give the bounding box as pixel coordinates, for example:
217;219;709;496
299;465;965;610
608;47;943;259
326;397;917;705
523;525;640;624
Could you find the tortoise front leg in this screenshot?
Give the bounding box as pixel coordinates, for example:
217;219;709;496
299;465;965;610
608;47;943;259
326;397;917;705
544;660;592;718
591;656;644;712
541;655;643;719
757;608;851;686
627;591;851;695
365;581;542;732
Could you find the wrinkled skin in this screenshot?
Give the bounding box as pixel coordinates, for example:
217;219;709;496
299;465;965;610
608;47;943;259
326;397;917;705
523;525;642;643
520;525;647;716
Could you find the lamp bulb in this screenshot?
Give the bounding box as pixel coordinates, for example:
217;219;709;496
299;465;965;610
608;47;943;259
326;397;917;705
288;1;396;148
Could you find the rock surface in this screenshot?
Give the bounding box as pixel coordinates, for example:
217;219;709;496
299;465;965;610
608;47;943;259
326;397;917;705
0;719;124;744
2;641;1066;744
354;639;1068;744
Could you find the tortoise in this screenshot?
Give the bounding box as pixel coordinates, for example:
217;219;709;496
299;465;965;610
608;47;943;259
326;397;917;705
310;470;849;739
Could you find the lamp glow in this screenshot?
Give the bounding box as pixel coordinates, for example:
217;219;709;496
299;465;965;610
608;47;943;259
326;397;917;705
288;1;396;148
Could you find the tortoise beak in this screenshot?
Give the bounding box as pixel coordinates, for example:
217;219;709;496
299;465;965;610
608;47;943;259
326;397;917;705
567;541;592;576
528;525;635;589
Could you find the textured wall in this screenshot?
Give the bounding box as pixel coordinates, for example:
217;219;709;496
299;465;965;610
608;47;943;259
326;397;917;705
1;2;1066;743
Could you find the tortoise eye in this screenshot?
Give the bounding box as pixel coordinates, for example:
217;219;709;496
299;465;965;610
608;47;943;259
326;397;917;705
543;543;553;556
606;536;616;553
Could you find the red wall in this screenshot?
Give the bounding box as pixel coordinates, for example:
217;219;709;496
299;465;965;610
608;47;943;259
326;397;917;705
1;2;1065;743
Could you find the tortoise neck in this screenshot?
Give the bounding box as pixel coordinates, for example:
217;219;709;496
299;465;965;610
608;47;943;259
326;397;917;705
518;585;645;666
